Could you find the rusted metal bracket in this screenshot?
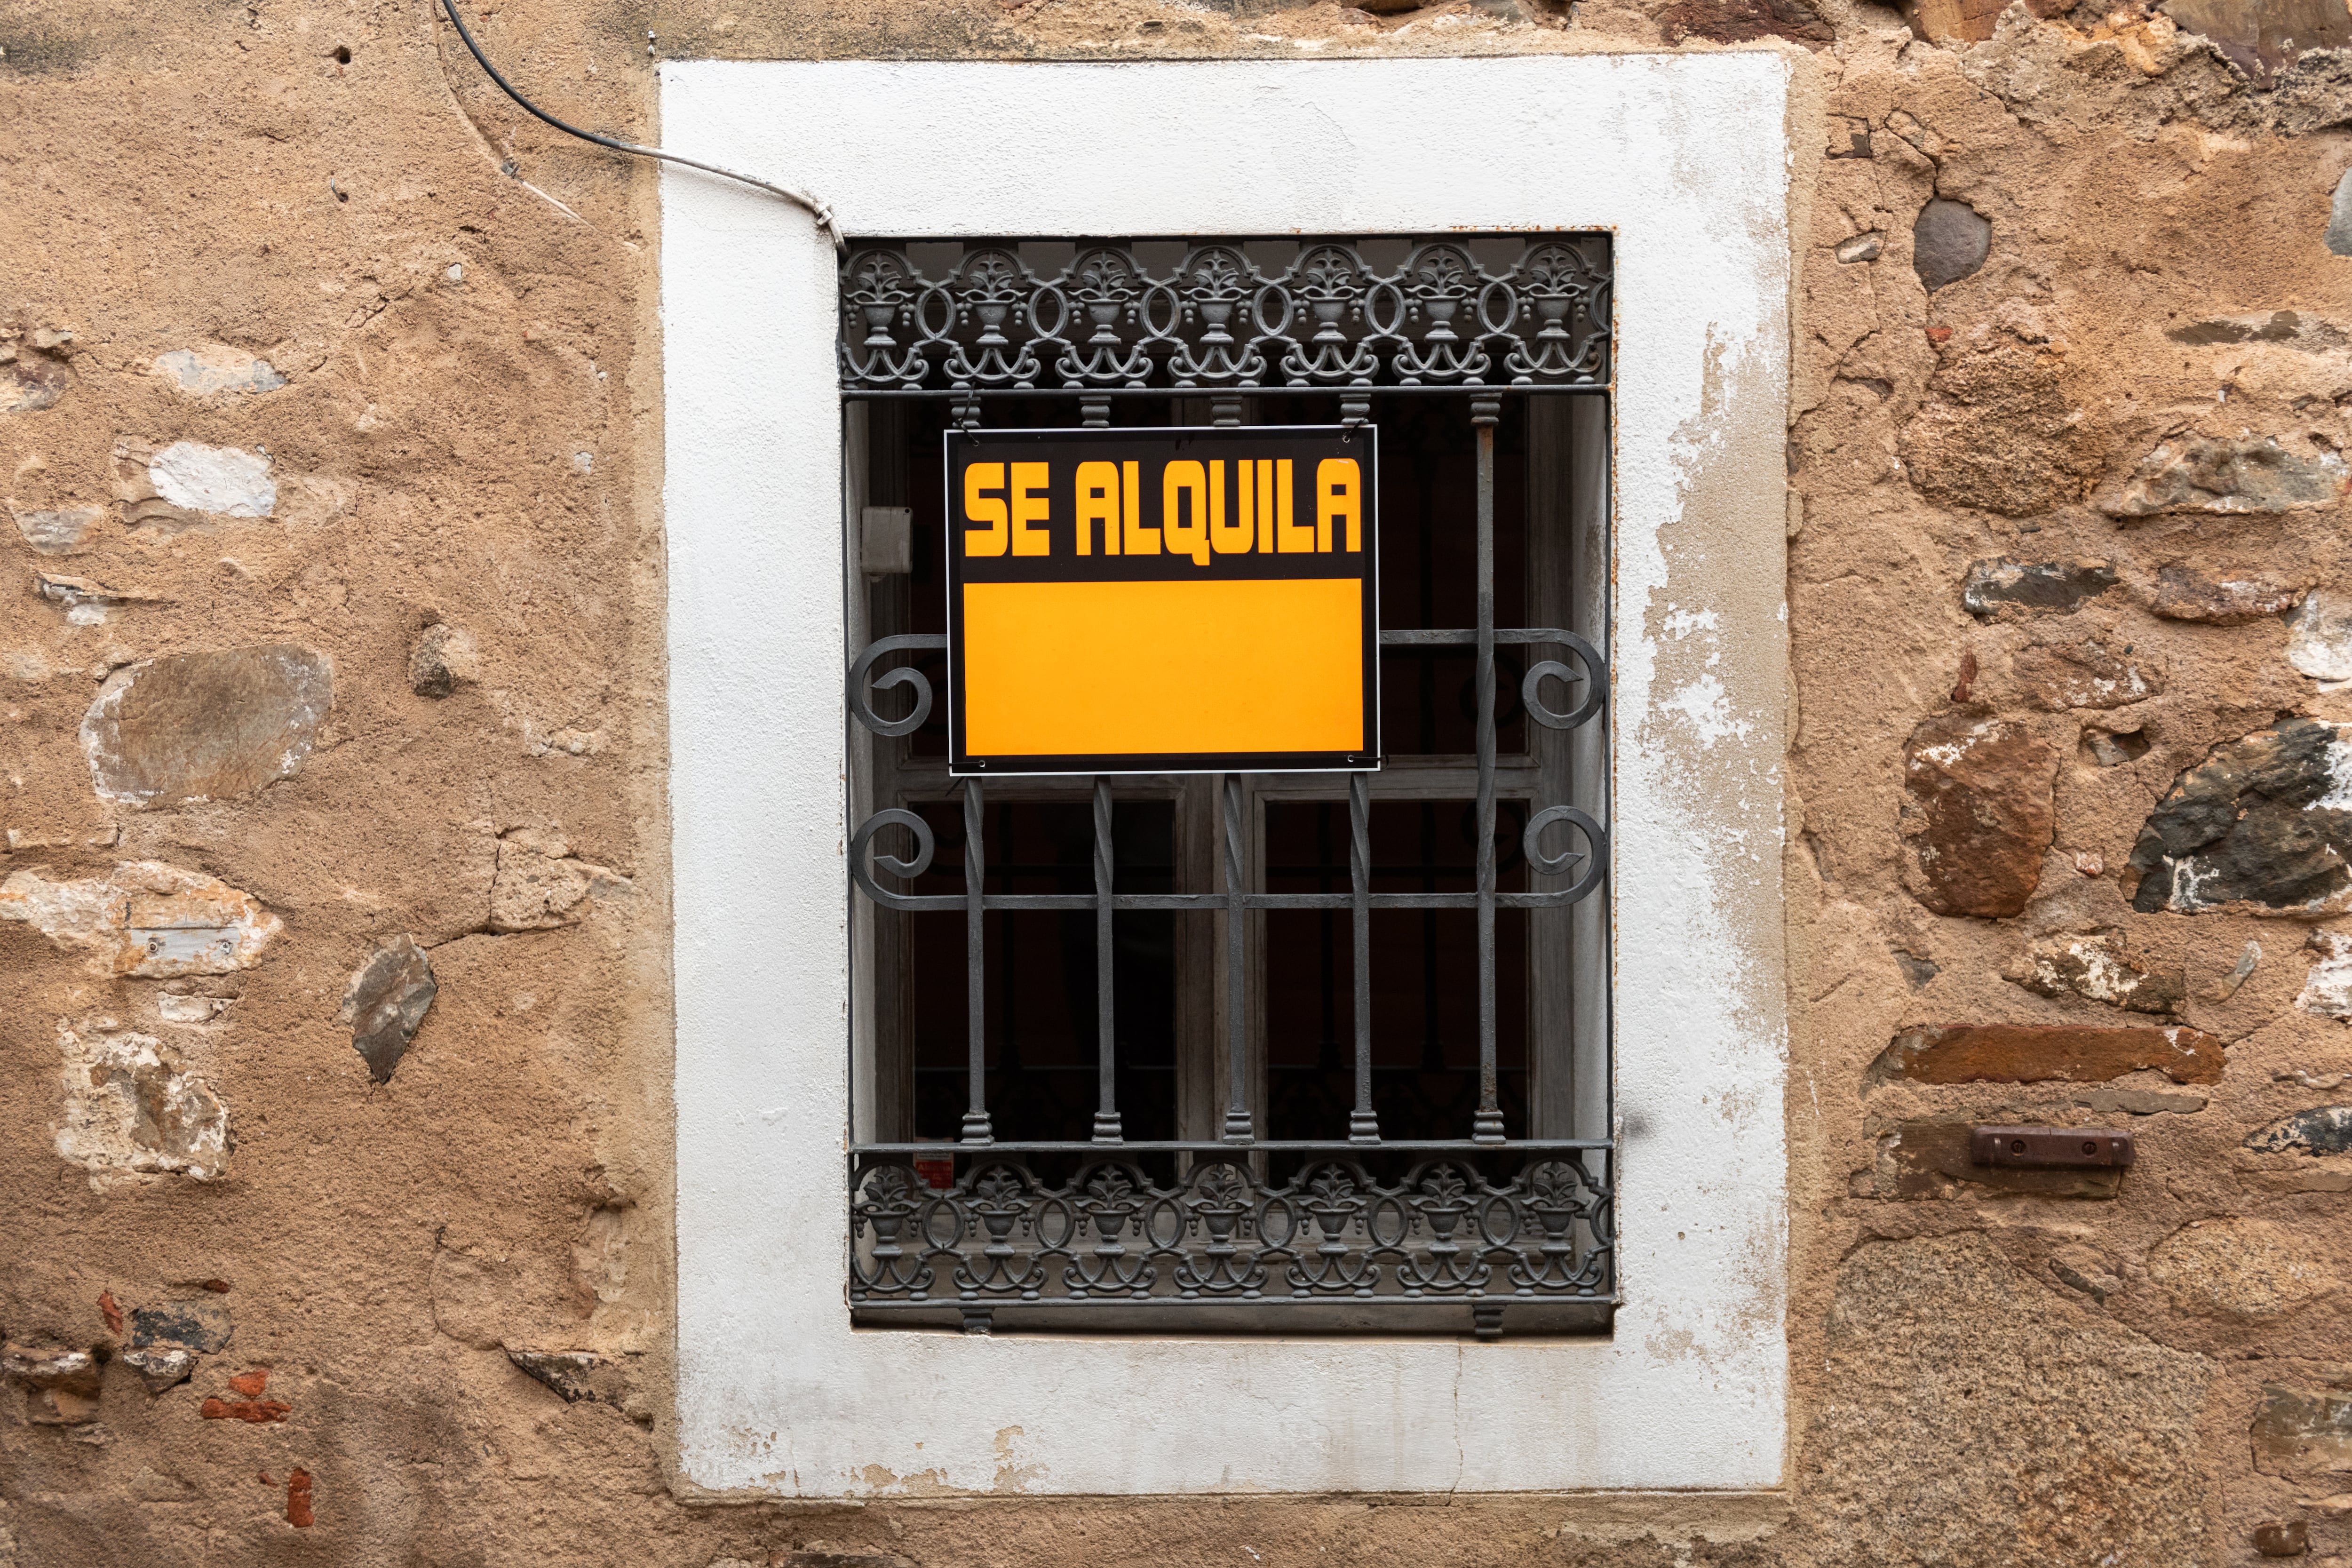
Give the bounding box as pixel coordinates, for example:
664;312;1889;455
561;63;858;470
1970;1126;2135;1169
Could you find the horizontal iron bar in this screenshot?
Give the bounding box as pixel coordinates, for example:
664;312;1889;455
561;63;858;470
842;383;1610;400
860;889;1597;912
849;1295;1619;1308
1381;628;1594;647
851;1139;1612;1154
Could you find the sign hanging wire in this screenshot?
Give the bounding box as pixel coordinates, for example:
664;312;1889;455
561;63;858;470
436;0;842;253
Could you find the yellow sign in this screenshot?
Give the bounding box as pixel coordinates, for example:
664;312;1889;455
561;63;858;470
947;427;1379;774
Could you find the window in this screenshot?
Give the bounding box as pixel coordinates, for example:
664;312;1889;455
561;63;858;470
842;235;1613;1336
665;52;1793;1496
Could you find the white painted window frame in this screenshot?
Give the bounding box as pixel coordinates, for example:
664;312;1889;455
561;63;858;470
662;55;1791;1496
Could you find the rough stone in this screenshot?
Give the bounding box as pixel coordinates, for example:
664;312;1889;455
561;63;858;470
2073;1087;2206;1115
2161;0;2352;87
2;355;70;413
2212;938;2265;999
0;861;283;977
156;993;229;1024
2333;170;2352;259
490;828;630;932
151;346;287;397
341;935;438;1082
1899;345;2104;517
2083;727;2152;768
2097;436;2350;518
1656;0;1833;45
54;1027;229;1187
1806;1233;2209;1565
507;1349;628;1406
2127;719;2352;916
1861;1120;2125;1199
1;1345;103;1425
1912;198;1991;293
80;645;333;808
113;438;276;523
2148;565;2306;625
2011;636;2159;711
1899;715;2058;917
2254;1520;2311;1558
2246;1106;2352;1155
2287;592;2352;682
118;1347;195;1394
1867;1024;2225;1087
2147;1218;2335;1321
2003;930;2185;1014
410;622;482;698
7;501;103;555
1961;558;2116;619
2253;1384;2352;1479
2298;931;2352;1020
2049;1252;2122;1302
1834;231;1882;263
130;1299;232;1354
2166;310;2337;348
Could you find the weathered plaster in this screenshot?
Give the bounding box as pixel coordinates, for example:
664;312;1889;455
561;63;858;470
662;52;1792;1496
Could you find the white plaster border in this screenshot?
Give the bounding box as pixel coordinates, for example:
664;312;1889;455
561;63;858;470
662;55;1791;1496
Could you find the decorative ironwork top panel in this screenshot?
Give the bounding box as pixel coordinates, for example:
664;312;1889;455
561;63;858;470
838;234;1613;395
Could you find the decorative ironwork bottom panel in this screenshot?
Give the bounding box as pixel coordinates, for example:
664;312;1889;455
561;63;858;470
850;1144;1614;1338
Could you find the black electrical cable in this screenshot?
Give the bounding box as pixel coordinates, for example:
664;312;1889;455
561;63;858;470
436;0;841;250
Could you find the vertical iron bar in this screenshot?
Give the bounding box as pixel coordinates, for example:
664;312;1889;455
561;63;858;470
1471;397;1504;1144
1221;774;1253;1142
1348;770;1378;1143
961;778;993;1145
1092;777;1122;1143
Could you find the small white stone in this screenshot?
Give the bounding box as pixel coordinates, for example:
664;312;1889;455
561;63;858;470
2299;932;2352;1021
145;443;276;519
157;994;229;1023
8;503;104;555
1834;231;1883;264
151;347;287;398
446;263;465;282
2289;592;2352;682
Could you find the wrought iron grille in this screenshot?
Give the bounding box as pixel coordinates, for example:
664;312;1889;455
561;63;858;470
839;235;1611;399
842;235;1614;1338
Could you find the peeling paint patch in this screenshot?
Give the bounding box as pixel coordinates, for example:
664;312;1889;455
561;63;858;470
1658;672;1752;748
0;860;283;976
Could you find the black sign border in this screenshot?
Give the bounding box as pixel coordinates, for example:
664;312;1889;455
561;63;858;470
944;424;1382;778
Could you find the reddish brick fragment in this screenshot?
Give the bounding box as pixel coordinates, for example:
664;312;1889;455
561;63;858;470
201;1397;291;1423
227;1368;269;1397
97;1290;124;1338
286;1468;314;1528
1869;1023;2226;1088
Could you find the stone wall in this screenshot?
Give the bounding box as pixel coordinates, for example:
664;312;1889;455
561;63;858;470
2;0;2349;1563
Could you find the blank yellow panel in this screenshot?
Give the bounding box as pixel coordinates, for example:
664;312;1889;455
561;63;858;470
962;578;1364;757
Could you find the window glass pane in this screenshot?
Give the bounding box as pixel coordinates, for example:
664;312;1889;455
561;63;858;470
1262;799;1530;1142
902;799;1178;1143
